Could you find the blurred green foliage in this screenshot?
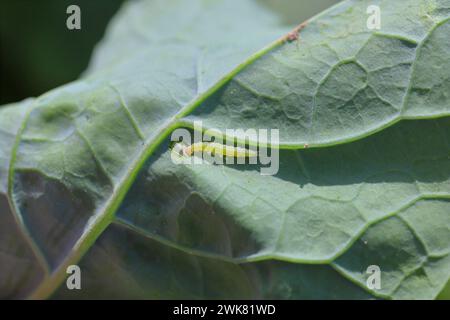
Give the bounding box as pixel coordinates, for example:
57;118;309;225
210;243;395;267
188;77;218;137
258;0;340;24
0;0;125;104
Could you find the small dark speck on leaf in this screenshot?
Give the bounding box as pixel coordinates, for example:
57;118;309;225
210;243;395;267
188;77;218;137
285;21;308;43
286;31;299;42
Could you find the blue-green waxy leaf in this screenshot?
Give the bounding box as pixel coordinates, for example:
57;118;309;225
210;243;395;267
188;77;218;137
0;0;449;299
0;100;45;298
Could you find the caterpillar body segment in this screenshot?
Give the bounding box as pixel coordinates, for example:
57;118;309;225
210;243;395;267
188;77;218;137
183;142;258;158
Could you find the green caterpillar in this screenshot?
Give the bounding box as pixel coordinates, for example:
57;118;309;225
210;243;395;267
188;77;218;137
176;142;258;158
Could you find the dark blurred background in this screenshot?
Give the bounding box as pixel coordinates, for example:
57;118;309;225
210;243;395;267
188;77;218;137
0;0;125;105
0;0;339;105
